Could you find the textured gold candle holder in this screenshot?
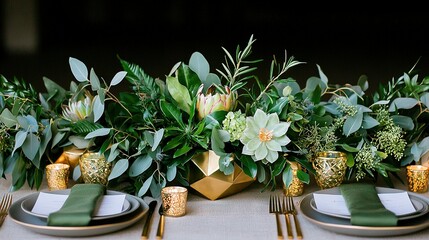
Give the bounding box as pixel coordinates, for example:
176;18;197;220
407;165;429;193
312;151;347;189
161;186;188;217
283;161;304;196
46;163;70;191
79;152;112;185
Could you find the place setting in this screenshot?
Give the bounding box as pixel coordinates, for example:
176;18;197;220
299;182;429;237
7;176;149;238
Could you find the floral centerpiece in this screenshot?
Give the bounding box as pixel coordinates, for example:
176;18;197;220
1;35;429;197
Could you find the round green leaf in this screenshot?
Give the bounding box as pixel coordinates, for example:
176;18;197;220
73;165;81;181
12;130;27;155
282;165;293;188
69;57;88;82
93;95;104;122
166;165;177;181
189;51;209;82
110;71;127;86
343;112;363;137
392;115;414;130
108;158;129;181
388;98;418;111
85;128;111;139
152;128;164;151
0;108;17;127
22;132;40;160
90;68;101;91
129;154;152;177
138;175;153;197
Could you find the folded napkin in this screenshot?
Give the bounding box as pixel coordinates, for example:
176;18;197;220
47;184;106;226
339;183;398;226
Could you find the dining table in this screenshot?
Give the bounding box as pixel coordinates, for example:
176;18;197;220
1;169;429;240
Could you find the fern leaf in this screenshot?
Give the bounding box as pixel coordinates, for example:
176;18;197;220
71;120;103;135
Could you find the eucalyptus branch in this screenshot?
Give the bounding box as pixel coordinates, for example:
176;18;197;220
322;84;365;104
112;128;138;142
105;91;132;116
416;102;429;119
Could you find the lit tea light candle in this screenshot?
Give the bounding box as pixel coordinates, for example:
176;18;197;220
406;165;429;193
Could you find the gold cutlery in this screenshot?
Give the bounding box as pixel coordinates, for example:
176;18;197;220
141;200;158;240
156;202;165;239
0;193;12;227
269;195;284;239
286;195;303;239
282;196;293;239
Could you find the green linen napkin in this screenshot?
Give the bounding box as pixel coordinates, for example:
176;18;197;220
339;183;398;226
47;183;106;226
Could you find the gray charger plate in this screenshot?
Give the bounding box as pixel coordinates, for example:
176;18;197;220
21;190;134;220
310;190;429;221
300;187;429;237
9;190;148;237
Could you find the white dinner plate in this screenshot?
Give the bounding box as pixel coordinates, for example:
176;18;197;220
309;192;429;221
300;187;429;237
9;190;148;237
20;190;134;220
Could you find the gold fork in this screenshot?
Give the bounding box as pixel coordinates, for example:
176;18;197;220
282;196;293;239
286;196;303;239
269;195;284;239
0;193;13;227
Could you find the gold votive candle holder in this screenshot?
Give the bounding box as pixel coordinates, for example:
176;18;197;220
406;165;429;193
46;163;70;191
161;186;188;217
79;152;112;185
312;151;347;189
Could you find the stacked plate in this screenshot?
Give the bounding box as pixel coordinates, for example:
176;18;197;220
8;189;149;237
300;187;429;237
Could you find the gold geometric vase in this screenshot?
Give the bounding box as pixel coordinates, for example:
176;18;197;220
189;150;255;200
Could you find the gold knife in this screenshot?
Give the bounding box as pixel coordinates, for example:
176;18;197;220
141;201;157;240
156;203;165;239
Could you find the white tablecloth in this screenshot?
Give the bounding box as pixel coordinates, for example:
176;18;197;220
1;171;429;240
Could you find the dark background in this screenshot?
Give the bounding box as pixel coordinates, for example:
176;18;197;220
1;1;429;94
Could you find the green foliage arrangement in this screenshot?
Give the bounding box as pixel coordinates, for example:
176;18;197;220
1;35;429;196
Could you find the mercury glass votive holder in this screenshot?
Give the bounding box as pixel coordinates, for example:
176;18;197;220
407;165;429;193
312;151;347;189
79;152;112;185
161;186;188;217
46;163;70;191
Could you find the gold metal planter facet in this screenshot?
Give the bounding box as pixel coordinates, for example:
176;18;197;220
189;150;255;200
